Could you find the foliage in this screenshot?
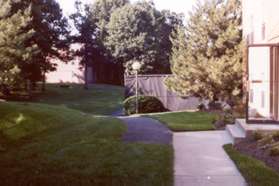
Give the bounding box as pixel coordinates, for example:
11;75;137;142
105;1;183;75
253;131;279;156
216;109;234;125
70;0;128;86
124;95;166;115
270;145;279;156
0;0;69;94
26;0;70;84
224;144;279;186
0;101;173;185
89;0;129;39
71;0;183;80
151;111;217;131
0;0;38;95
165;0;243;104
252;130;265;141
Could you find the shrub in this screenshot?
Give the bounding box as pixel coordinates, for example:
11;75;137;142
215;110;235;129
198;103;206;111
208;101;222;110
123;95;167;115
272;131;279;142
253;130;265;141
270;145;279;156
258;134;274;148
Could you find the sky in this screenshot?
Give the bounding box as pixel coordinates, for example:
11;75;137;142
57;0;197;20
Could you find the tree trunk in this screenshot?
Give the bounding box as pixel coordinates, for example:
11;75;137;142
42;70;46;92
84;64;89;90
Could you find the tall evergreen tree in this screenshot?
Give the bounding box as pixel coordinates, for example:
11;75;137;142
165;0;242;105
0;0;38;95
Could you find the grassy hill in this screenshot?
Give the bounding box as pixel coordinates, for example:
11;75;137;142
33;84;124;115
0;88;172;185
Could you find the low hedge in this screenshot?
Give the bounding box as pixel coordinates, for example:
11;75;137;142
123;95;167;115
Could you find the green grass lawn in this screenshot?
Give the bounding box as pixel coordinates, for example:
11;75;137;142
33;84;124;115
150;111;217;132
0;102;173;186
224;144;279;186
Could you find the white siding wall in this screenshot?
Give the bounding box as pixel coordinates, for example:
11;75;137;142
248;47;270;117
243;0;279;118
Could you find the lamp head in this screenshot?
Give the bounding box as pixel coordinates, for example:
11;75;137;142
132;61;141;71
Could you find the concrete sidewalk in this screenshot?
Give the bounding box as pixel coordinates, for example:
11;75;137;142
174;131;247;186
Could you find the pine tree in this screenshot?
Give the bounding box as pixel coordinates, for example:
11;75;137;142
165;0;243;105
0;0;38;95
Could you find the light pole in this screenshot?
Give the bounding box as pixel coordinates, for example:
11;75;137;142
132;61;141;114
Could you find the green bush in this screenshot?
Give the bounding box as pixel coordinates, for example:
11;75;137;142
270;145;279;156
222;109;235;124
253;130;265;141
272;131;279;142
258;134;274;147
124;95;167;115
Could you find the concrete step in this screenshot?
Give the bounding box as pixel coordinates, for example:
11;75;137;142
235;118;279;137
226;124;246;144
235;119;248;135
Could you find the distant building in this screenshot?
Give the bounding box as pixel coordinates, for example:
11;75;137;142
46;58;87;84
46;44;122;85
242;0;279;122
46;44;87;84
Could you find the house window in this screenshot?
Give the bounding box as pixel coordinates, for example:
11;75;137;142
261;91;265;108
250;89;254;103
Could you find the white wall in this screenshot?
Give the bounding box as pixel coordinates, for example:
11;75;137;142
243;0;279;119
46;44;86;84
243;0;279;43
46;59;85;84
248;47;270;117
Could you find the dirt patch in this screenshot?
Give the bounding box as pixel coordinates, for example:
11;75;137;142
235;138;279;173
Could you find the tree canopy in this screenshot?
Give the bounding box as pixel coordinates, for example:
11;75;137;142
0;0;70;95
71;0;183;79
0;0;38;95
105;1;183;74
165;0;243;104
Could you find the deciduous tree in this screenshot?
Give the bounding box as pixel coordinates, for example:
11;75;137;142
105;1;183;75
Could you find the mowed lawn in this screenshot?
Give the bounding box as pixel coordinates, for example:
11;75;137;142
33;84;124;115
151;111;217;132
0;87;173;185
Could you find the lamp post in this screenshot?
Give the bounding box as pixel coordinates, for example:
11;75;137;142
132;61;141;114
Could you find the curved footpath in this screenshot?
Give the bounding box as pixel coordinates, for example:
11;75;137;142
118;116;172;145
115;113;246;186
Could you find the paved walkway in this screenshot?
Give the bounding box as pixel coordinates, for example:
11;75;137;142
174;131;247;186
119;116;172;145
111;108;124;117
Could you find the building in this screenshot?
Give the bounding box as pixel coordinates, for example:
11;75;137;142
242;0;279;122
46;44;122;85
